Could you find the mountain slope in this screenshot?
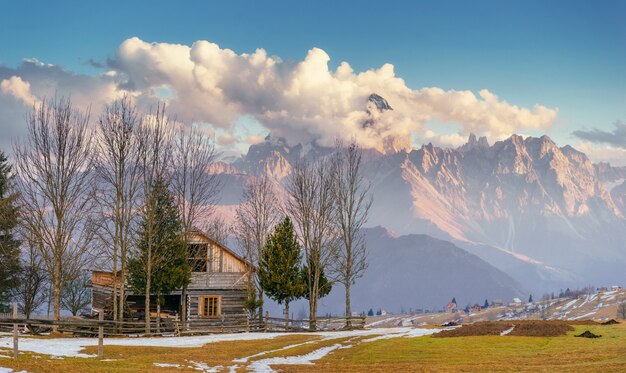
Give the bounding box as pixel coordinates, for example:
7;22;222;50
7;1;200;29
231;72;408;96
315;227;526;314
219;130;626;292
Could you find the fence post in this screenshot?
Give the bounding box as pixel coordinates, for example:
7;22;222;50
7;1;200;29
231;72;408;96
264;312;269;332
98;311;104;359
12;303;18;360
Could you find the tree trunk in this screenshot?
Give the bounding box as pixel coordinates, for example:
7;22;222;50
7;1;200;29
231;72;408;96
53;257;61;332
112;243;118;322
258;289;264;324
181;284;188;329
156;295;161;334
309;299;316;330
345;282;352;329
144;272;151;335
119;261;126;321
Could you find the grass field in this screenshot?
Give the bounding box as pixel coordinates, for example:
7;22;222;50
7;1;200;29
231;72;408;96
1;322;625;372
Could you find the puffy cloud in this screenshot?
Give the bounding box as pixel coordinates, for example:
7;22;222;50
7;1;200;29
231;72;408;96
0;38;559;154
0;59;122;151
112;37;558;152
574;140;626;167
572;121;626;148
0;76;38;106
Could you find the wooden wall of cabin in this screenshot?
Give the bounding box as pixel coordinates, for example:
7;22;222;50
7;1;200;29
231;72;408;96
187;289;247;321
91;284;114;311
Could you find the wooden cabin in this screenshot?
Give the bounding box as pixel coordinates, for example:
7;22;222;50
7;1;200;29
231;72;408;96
90;229;253;323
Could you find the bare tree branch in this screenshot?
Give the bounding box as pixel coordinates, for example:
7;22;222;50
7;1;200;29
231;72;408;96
13;97;97;323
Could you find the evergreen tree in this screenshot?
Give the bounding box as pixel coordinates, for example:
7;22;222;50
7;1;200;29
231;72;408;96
451;297;457;304
0;151;20;312
528;294;533;303
367;308;374;316
258;217;307;322
128;178;190;316
301;258;332;301
483;299;489;308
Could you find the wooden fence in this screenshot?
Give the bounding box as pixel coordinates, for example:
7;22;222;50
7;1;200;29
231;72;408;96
0;310;366;360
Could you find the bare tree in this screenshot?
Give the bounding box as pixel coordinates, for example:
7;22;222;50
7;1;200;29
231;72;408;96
233;176;281;321
286;160;336;330
206;216;230;246
13;244;47;319
14;98;96;324
331;140;372;327
171;124;221;327
95;95;143;321
135;103;174;334
61;271;91;316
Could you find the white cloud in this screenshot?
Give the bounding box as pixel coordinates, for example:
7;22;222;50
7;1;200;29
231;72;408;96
0;76;38;106
0;38;559;154
574;141;626;167
112;37;558;152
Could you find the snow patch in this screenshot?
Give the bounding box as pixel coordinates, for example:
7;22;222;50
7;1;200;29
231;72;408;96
500;326;515;336
153;362;181;368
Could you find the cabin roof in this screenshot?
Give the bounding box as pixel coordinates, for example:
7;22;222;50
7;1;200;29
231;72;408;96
188;228;255;270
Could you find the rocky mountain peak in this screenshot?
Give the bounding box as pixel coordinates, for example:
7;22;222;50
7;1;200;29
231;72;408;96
367;93;393;112
458;133;489;153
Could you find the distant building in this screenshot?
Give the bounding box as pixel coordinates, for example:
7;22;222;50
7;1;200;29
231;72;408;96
509;298;522;306
491;299;503;307
611;285;622;291
446;302;457;313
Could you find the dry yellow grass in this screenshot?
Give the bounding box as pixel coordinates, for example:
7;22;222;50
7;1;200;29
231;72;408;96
0;323;624;372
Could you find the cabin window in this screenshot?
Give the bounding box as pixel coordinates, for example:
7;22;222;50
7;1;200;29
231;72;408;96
188;243;208;272
199;296;220;318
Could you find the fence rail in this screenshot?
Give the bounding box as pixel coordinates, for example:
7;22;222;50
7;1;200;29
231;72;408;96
0;310;367;361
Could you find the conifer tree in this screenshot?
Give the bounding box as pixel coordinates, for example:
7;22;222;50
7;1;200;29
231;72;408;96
128;177;190;323
258;217;307;322
528;294;533;303
0;151;20;312
483;299;489;308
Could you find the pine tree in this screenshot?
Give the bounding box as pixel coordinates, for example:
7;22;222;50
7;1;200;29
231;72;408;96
528;294;533;303
302;258;332;301
128;178;190;319
258;217;307;322
0;151;21;312
451;297;457;304
483;299;489;308
367;308;374;316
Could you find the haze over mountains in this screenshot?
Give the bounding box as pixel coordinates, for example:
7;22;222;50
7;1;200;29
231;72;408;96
213;94;626;313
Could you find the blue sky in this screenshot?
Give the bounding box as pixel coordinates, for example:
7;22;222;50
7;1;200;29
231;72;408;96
1;1;625;160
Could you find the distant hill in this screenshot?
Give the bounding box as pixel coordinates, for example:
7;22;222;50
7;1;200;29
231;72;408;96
284;227;525;315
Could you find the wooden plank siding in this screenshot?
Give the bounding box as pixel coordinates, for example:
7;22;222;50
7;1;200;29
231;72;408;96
188;272;249;290
187;289;248;322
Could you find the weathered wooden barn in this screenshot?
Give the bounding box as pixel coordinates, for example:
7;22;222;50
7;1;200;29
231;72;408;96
90;230;253;323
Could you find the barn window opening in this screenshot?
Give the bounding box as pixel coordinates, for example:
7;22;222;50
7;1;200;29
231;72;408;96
188;243;208;272
200;296;220;318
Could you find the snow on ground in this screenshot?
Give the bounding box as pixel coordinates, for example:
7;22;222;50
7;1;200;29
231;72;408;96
248;343;349;372
561;299;578;310
0;368;27;373
500;326;515;336
239;328;439;372
569;312;596;320
153;363;181;368
0;328;435;358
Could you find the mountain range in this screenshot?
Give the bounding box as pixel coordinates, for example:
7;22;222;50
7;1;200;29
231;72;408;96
212;94;626;312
